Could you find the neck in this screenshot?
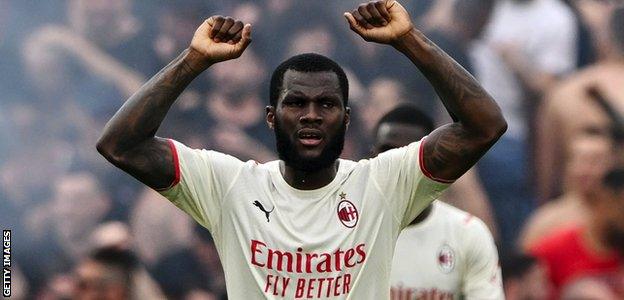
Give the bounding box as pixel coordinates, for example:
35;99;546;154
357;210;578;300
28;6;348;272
281;160;339;190
409;204;433;226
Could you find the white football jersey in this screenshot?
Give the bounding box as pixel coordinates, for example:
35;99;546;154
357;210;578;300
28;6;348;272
159;138;449;299
390;201;504;300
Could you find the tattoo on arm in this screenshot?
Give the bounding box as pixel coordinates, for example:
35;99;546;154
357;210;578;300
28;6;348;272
394;31;506;180
98;49;207;189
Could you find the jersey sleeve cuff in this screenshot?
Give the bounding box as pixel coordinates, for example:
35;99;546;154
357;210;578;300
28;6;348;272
155;139;181;191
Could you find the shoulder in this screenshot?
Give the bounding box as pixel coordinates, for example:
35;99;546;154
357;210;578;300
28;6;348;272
431;202;494;242
358;140;423;167
434;202;485;228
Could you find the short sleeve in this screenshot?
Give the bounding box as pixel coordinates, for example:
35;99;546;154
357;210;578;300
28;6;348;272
369;138;451;229
158;139;244;233
462;218;504;299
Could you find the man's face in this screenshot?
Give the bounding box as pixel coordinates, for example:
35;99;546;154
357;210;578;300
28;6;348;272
52;174;109;240
268;70;349;172
567;136;613;195
373;122;428;155
74;261;128;300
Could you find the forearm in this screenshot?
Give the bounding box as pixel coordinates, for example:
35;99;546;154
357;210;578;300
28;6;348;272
97;48;209;155
392;30;506;136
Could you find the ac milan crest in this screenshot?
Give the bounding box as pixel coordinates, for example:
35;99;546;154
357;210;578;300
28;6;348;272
437;244;455;273
336;192;358;228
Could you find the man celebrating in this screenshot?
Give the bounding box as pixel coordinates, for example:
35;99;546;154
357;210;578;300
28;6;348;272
372;104;503;299
97;1;506;298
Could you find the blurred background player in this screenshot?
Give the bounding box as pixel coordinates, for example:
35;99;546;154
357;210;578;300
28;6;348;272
377;104;503;299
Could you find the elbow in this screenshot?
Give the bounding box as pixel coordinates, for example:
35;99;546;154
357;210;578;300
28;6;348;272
493;116;508;139
95;136;122;165
475;114;507;145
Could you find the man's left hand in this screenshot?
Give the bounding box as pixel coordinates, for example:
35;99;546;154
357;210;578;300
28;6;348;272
344;0;413;45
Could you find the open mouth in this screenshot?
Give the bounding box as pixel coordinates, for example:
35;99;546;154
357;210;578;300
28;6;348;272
297;129;323;147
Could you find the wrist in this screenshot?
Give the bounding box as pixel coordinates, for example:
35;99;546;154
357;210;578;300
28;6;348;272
183;47;213;73
391;28;425;50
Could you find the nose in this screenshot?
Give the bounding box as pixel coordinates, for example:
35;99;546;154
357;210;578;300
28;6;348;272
300;103;322;124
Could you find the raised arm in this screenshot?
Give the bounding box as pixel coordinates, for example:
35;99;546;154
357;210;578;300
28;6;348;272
97;16;252;190
345;0;506;181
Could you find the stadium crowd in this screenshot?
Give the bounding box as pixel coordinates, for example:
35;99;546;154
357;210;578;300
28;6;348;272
1;0;623;298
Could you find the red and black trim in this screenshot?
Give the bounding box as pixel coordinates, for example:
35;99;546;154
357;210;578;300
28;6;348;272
418;138;455;184
156;139;180;191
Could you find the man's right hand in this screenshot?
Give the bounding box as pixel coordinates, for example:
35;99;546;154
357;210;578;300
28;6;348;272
190;16;252;65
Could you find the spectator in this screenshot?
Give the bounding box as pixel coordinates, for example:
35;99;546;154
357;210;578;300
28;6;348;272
18;171;112;295
536;7;624;202
151;224;225;299
520;133;613;249
130;187;193;266
470;0;578;251
568;0;619;64
74;247;165;300
529;168;624;298
22;0;147;122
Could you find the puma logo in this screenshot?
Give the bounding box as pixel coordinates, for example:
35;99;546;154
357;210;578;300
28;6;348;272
253;200;274;222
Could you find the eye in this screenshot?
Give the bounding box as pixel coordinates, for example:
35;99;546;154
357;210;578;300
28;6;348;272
283;98;304;107
321;101;335;109
320;97;339;109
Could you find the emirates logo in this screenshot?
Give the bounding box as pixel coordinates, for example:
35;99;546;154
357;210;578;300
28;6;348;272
337;192;358;228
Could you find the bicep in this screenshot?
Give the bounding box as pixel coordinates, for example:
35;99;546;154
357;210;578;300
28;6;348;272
113;137;177;191
423;123;497;181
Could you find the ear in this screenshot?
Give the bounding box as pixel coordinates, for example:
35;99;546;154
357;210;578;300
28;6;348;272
266;105;275;129
344;106;351;128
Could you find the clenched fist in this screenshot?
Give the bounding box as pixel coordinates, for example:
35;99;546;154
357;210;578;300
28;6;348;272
344;0;413;44
190;16;252;64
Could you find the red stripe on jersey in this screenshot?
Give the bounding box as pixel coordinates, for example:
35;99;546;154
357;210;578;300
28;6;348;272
418;138;455;184
156;139;181;191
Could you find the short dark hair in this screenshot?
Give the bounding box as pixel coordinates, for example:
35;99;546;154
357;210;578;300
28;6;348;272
500;252;538;282
612;7;624;53
374;103;435;137
90;247;139;287
269;53;349;107
194;224;215;245
604;168;624;194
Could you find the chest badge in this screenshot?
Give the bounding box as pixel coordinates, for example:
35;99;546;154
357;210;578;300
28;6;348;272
437;244;455;273
337;192;359;228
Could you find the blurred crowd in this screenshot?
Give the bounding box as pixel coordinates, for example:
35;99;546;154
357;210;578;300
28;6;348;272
1;0;624;299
